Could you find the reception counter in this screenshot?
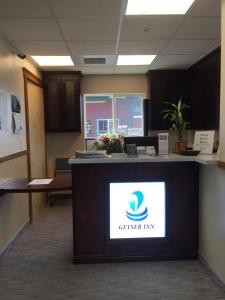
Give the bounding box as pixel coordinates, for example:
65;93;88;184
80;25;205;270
69;154;216;263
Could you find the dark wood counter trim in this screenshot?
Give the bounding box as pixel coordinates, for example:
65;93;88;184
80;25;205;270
0;150;28;163
217;160;225;169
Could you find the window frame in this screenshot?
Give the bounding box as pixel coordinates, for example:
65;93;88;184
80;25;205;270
96;118;113;135
83;93;145;139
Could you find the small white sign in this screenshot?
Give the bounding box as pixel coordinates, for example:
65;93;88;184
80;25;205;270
28;179;53;185
12;112;23;134
110;182;166;239
146;146;156;156
158;133;169;155
193;131;215;154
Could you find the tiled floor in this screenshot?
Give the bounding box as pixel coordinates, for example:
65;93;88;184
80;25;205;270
0;201;225;300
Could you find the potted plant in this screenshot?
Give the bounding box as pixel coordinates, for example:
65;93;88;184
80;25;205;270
162;97;190;153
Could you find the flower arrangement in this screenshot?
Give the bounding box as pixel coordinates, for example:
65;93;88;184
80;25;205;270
94;132;124;154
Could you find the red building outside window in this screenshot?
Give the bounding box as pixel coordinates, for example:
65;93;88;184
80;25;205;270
84;94;144;139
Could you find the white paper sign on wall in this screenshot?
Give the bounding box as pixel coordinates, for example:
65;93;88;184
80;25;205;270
193;131;215;154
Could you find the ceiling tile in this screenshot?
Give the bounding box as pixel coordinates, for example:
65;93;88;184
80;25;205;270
118;40;167;54
162;39;220;55
188;0;221;17
0;0;52;18
58;18;119;40
68;41;116;55
114;65;150;74
0;19;63;41
79;66;116;74
121;16;184;40
173;17;221;39
149;64;189;70
152;54;200;67
14;41;69;55
49;0;122;17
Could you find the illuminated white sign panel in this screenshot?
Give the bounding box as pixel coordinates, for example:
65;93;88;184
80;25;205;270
110;182;165;239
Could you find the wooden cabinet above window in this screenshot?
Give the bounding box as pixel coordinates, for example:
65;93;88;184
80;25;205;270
42;71;82;132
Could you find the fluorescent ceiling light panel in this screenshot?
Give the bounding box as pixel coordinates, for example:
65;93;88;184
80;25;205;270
126;0;195;15
117;55;156;65
31;56;74;66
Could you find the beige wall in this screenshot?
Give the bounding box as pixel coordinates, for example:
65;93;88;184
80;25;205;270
46;132;84;177
199;165;225;283
198;0;225;284
0;36;41;254
46;74;148;176
0;156;28;252
82;74;148;96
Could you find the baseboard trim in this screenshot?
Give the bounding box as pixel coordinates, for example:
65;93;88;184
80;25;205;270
0;219;30;260
199;254;225;293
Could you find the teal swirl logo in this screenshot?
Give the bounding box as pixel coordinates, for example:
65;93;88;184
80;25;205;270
126;191;148;221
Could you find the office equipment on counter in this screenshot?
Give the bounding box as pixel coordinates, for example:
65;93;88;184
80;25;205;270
124;136;158;154
75;150;107;159
158;133;169;155
126;144;137;156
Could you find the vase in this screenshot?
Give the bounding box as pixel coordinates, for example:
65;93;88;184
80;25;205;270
175;140;187;154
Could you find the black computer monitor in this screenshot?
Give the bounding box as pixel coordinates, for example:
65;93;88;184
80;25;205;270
124;136;158;154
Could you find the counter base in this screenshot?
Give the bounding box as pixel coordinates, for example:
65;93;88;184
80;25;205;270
72;162;199;264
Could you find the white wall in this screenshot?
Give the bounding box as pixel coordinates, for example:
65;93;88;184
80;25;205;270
199;165;225;283
0;36;41;254
198;0;225;284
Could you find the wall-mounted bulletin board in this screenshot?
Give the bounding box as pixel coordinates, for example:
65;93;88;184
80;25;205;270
0;90;27;160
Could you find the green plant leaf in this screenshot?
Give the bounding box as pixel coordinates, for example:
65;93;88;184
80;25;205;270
161;97;191;140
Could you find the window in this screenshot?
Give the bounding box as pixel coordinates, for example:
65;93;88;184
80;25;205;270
97;119;113;135
84;94;144;138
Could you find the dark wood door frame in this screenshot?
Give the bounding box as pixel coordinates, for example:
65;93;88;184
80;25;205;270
23;68;45;223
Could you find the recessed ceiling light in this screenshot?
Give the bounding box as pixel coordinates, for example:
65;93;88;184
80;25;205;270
31;56;74;66
126;0;195;15
117;55;156;66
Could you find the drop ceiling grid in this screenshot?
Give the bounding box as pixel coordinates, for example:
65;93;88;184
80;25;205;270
0;0;221;73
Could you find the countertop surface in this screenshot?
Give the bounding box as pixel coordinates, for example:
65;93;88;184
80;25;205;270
69;153;218;165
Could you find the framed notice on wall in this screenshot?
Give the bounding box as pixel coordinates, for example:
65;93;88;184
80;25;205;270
193;131;215;154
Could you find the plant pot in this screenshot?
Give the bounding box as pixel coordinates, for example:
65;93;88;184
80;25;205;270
175;141;187;154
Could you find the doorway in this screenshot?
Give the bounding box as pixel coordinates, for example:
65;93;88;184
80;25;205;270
23;69;47;222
